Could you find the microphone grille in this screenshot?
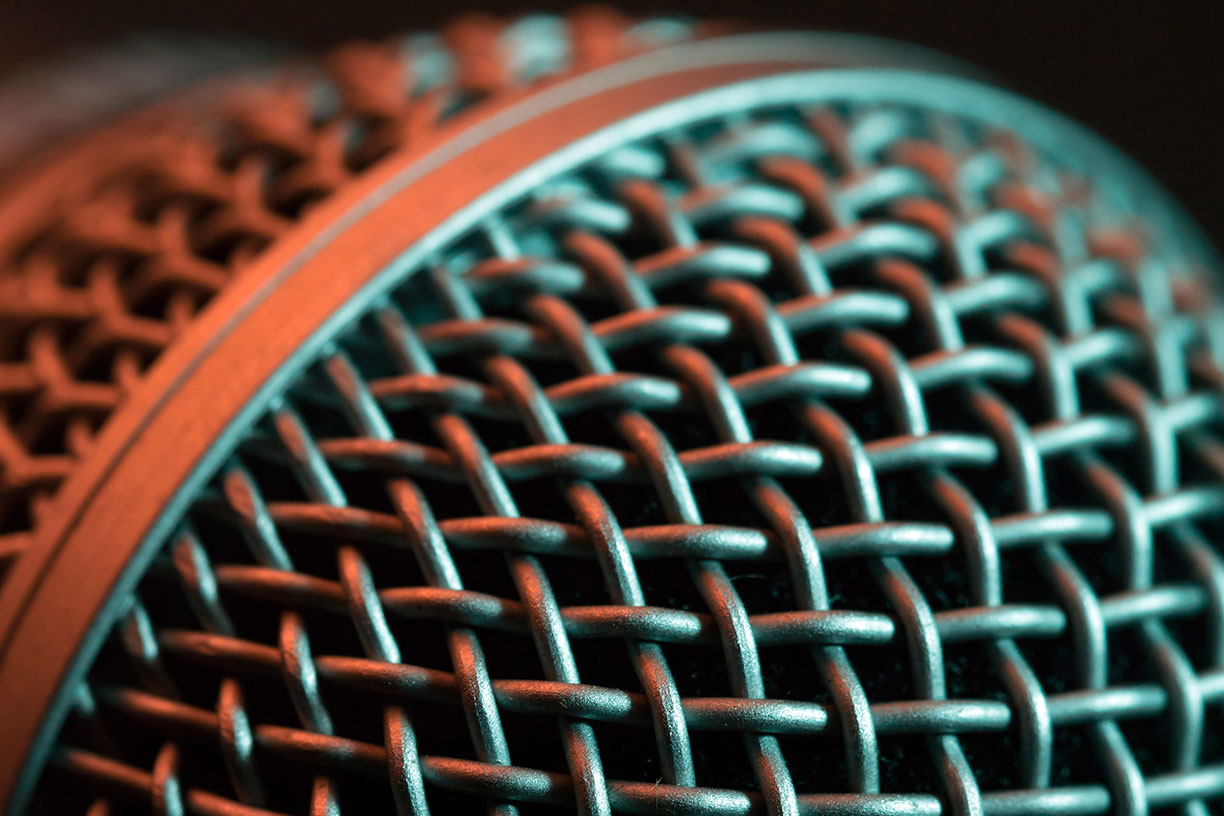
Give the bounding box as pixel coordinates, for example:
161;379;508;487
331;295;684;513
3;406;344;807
10;18;1224;816
0;8;675;567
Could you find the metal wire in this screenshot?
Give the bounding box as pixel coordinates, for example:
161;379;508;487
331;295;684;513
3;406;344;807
28;74;1224;816
0;9;685;571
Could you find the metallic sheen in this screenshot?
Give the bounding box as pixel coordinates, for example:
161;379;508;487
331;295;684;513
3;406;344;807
1;12;1222;816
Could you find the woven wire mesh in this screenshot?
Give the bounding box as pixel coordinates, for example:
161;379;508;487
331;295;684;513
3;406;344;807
0;10;690;575
31;91;1224;816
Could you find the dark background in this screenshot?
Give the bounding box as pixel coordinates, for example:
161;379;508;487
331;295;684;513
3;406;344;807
2;1;1223;240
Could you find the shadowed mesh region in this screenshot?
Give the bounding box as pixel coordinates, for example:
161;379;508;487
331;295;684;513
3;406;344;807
30;90;1224;815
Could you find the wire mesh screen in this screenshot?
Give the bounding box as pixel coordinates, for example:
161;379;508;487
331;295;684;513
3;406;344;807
0;11;690;578
32;93;1224;816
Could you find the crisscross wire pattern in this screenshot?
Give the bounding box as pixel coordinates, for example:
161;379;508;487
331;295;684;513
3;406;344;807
32;90;1224;816
0;10;694;572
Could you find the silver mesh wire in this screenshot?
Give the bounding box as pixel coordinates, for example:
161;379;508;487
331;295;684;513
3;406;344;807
32;93;1224;815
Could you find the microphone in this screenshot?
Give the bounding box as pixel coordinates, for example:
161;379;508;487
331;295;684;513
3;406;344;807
1;11;1222;816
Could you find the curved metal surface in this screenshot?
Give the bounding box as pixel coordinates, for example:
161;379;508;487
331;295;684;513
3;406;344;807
0;29;970;647
0;31;962;812
3;24;1224;816
0;18;972;592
